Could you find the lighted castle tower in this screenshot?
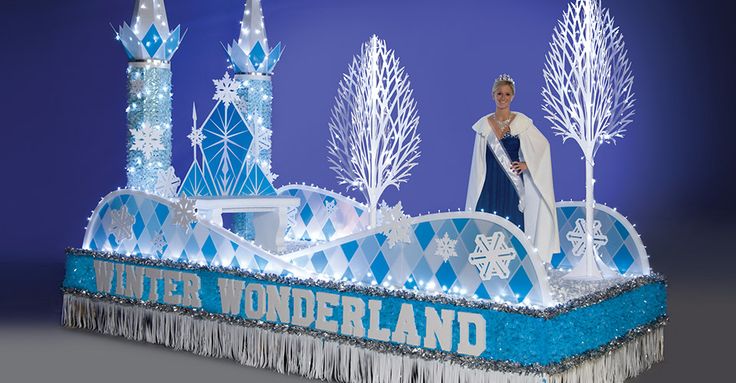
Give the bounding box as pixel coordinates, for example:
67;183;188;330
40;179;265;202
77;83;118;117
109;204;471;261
227;0;283;237
116;0;182;192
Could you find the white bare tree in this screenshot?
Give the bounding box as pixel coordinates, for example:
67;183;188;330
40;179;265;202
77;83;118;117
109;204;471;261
328;35;421;227
542;0;635;279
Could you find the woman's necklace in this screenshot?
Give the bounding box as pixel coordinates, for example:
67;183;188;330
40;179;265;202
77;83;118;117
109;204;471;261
491;113;512;138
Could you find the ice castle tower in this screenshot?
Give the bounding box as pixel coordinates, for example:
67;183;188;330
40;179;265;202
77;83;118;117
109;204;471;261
117;0;182;192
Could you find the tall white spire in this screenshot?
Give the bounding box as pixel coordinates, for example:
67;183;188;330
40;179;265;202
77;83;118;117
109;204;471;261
238;0;269;53
131;0;171;40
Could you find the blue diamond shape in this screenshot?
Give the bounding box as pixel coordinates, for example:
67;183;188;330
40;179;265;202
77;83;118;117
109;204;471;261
343;268;354;281
300;204;313;226
311;251;329;273
201;236;218;265
155;203;169;225
141;25;163;58
99;204;109;219
375;233;387;247
509;268;533;302
249;41;267;71
613;245;634;274
132;214;145;239
404;275;418;290
254;255;269;271
475;284;490;299
414;222;435;251
561;206;577;220
453;218;469;232
341;241;359;261
370;252;390;283
435;262;457;291
178;249;189;263
550;252;565;269
614;220;630;240
230;256;241;269
411;257;433;284
510;236;527;261
323;220;336;240
355;207;364;217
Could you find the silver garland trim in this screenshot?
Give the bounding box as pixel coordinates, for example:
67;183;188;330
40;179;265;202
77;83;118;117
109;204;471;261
62;289;666;377
65;248;667;319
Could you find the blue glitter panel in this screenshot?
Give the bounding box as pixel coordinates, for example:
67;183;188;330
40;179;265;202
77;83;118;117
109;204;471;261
63;251;666;367
126;66;172;192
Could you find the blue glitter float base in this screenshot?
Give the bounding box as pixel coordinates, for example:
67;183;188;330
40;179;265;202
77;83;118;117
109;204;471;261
62;249;667;379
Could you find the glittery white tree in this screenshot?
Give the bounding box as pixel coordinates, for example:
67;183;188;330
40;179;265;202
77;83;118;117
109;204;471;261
328;35;421;226
542;0;635;279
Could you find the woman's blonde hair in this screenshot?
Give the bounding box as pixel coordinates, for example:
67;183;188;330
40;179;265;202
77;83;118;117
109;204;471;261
492;74;516;95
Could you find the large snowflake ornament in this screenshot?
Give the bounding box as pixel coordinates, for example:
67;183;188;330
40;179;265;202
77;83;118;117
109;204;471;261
109;205;135;242
171;196;198;230
566;218;608;257
468;232;517;280
154;166;181;198
435;232;458;262
378;201;412;248
212;72;240;107
131;122;165;160
187;127;206;147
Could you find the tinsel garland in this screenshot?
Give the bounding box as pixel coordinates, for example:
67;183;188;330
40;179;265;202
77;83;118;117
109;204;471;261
65;248;666;319
62;292;665;382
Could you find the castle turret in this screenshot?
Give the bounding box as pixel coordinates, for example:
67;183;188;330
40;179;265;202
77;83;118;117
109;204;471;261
227;0;283;238
116;0;183;192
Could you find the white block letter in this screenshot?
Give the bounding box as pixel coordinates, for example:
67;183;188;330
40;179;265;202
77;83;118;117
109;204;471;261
424;308;455;351
93;260;115;293
291;289;315;327
457;312;486;356
181;272;202;308
341;296;366;337
145;268;163;302
244;283;266;320
266;285;291;323
218;278;245;315
391;303;421;346
315;292;339;333
163;271;182;305
367;300;390;341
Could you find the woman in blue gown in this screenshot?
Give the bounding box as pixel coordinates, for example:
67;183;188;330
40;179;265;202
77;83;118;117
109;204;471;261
466;74;561;261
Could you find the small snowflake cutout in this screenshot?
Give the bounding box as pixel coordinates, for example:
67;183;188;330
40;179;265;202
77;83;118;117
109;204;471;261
187;127;206;147
171;196;198;230
379;201;412;248
151;231;166;257
131;122;164;160
155;166;181;198
435;232;458;262
324;199;337;216
109;205;135;241
212;72;240;106
566;218;608;257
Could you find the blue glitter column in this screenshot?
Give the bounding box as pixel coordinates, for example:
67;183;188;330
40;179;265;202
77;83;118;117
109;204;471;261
126;62;173;191
232;74;274;239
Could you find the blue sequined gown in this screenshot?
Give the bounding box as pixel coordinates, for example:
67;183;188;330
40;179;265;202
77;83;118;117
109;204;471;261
475;133;524;229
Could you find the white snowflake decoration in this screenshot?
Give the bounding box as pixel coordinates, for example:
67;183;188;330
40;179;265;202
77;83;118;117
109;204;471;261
131;122;164;160
109;205;135;242
378;201;412;248
468;232;517;280
212;72;240;107
171;196;198;230
565;218;609;257
255;127;272;153
129;78;145;96
435;232;458;262
151;231;166;256
187;127;206;147
154;166;181;198
324;199;337;216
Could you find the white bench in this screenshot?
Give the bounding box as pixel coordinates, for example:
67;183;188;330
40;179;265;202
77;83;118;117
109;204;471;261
194;196;300;253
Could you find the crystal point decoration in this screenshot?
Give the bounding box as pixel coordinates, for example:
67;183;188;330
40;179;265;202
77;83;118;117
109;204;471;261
227;0;282;74
117;0;182;61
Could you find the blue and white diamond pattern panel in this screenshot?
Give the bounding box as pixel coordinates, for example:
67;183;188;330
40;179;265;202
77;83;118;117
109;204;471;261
282;212;553;307
277;185;370;242
552;202;650;276
82;190;309;277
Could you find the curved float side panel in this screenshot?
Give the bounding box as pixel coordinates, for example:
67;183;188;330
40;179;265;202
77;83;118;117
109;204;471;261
553;201;650;276
277;184;371;241
283;212;553;307
83;190;309;277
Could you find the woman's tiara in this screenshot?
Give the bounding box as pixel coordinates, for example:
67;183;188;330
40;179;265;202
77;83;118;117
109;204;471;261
496;74;515;85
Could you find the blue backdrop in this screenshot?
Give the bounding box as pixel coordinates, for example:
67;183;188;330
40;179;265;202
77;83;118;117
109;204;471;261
1;0;733;262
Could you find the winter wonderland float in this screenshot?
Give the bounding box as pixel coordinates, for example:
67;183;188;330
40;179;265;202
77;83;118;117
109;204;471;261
62;1;666;382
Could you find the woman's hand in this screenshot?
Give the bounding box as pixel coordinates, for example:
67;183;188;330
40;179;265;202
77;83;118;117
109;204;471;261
510;161;527;175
